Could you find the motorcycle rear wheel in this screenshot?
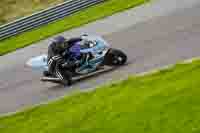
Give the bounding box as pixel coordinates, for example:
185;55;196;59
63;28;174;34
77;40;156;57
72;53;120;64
62;70;72;86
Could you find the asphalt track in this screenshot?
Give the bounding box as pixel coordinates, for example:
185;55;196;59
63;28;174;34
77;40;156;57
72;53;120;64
1;0;200;115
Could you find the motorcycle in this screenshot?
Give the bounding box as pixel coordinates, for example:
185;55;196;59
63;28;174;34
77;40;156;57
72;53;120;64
26;35;127;85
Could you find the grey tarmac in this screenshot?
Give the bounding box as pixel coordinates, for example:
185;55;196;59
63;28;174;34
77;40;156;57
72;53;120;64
0;0;200;115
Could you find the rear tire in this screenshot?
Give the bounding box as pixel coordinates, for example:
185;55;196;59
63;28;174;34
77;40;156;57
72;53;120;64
62;71;72;86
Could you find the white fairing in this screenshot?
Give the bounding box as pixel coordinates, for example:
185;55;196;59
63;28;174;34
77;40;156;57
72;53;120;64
82;35;110;46
26;54;48;71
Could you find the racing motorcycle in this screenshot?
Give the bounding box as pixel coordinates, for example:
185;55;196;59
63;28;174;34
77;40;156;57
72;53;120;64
26;35;127;85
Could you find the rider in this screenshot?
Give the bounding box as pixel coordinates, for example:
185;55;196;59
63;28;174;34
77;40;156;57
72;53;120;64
45;36;68;85
45;35;85;85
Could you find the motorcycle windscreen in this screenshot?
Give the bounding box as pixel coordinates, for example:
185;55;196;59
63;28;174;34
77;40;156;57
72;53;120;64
26;54;48;71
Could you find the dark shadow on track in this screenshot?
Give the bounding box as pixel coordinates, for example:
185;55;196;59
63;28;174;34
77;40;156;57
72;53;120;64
45;62;131;90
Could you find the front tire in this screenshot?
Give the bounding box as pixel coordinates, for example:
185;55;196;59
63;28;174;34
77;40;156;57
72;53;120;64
104;48;127;66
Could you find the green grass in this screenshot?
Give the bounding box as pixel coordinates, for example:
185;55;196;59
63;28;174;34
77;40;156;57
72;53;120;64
0;0;149;56
1;60;200;133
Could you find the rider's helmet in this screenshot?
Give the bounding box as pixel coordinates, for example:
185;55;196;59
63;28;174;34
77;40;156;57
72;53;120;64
53;36;67;49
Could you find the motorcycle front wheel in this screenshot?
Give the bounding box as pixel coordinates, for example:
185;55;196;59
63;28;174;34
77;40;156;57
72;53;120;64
104;48;127;66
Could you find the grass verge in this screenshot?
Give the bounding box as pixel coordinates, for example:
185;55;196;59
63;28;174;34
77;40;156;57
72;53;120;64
1;59;200;133
0;0;149;56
